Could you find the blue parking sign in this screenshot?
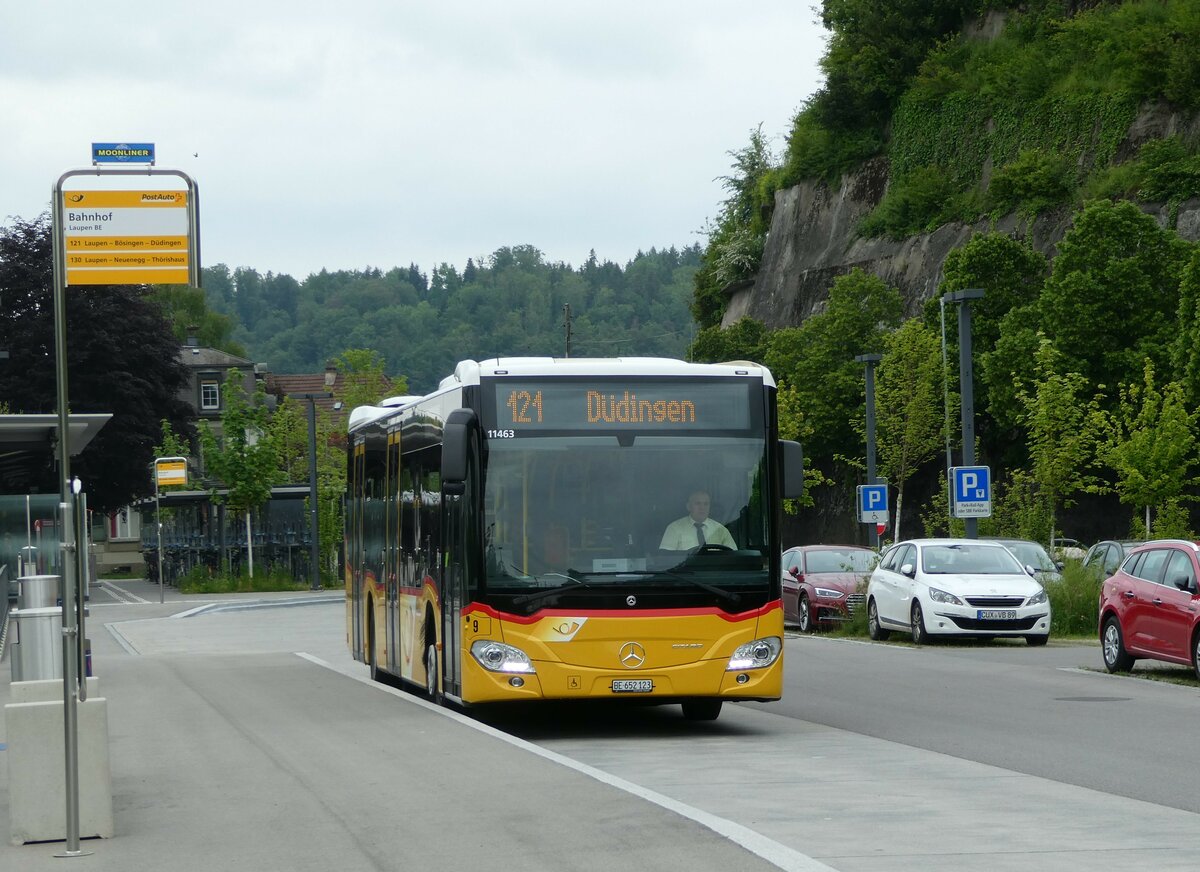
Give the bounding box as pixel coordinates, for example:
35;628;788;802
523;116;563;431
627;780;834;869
950;466;992;518
857;483;888;523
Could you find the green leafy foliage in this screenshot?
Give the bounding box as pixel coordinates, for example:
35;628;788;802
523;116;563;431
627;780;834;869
204;245;700;393
1096;360;1199;528
858;166;961;238
764;269;903;463
874;319;945;538
986;148;1074;217
198;370;278;517
1039;199;1191;401
1014;338;1104;543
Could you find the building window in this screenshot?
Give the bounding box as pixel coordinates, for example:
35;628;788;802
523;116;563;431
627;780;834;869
200;379;220;411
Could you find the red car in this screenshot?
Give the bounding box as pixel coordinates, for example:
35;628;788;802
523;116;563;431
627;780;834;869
1099;540;1200;677
782;545;877;632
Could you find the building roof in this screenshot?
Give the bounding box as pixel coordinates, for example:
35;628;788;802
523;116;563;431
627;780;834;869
178;346;253;368
266;372;346;416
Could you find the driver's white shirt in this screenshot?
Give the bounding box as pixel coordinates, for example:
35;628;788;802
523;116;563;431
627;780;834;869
659;516;736;550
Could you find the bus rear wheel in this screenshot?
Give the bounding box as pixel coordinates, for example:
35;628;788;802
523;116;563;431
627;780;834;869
681;699;722;721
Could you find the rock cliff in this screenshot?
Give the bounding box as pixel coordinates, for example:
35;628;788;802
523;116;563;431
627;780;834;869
724;103;1200;330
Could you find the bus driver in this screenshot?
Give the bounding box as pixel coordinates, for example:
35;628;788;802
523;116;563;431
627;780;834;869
659;489;736;551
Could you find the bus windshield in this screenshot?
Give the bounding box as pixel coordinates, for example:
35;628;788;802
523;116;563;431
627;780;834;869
481;433;770;612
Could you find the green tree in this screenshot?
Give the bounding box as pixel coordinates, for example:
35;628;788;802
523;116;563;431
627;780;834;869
692;127;776;328
764;269;903;463
334;348;402;410
874;319;944;539
1039;199;1191;405
1096;360;1198;537
1014;338;1104;545
199;370;279;577
1172;247;1200;410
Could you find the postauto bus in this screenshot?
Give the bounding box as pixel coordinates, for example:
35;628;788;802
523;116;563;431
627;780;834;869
345;357;803;720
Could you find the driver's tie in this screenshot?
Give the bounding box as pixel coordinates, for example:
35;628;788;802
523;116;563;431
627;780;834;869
694;522;706;547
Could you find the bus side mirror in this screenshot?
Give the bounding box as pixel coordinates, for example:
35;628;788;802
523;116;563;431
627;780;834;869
441;408;478;496
781;440;804;499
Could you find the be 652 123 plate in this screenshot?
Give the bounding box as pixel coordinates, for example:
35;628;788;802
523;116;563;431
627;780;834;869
612;679;653;693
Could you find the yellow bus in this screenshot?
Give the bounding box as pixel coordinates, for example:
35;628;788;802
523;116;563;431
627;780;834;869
345;357;803;720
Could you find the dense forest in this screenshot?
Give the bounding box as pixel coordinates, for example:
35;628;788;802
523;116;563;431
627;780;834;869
195;244;700;394
690;0;1200;545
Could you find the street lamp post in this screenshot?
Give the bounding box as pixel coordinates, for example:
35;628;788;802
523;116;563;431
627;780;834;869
855;353;883;547
290;392;332;590
941;288;985;539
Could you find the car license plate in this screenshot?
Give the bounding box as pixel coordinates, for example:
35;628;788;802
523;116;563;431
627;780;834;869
612;679;653;693
978;609;1018;620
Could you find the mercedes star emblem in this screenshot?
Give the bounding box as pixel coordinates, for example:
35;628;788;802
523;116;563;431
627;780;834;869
619;642;646;669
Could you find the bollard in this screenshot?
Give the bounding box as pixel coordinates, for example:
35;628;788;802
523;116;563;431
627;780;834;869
9;606;64;681
17;574;61;609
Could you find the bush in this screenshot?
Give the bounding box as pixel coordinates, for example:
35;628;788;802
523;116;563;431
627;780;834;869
987;148;1074;217
860;165;960;238
1047;561;1100;638
177;567;313;594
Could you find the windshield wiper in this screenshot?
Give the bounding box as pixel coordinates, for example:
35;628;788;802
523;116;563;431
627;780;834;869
626;570;741;606
510;570;591;607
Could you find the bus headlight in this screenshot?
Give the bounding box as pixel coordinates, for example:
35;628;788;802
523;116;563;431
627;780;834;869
726;636;781;671
471;640;536;674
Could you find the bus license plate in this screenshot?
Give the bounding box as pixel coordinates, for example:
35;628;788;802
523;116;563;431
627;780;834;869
612;679;653;693
978;609;1018;620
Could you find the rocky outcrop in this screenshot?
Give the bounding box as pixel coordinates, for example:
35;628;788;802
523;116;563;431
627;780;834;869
724;103;1200;330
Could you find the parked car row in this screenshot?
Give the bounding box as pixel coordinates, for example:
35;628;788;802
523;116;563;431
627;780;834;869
783;535;1200;682
783;538;1055;646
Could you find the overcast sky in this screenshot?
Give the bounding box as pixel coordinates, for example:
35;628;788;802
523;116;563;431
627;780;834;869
2;3;827;280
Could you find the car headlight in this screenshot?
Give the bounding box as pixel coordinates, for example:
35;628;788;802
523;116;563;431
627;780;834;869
726;636;781;671
927;586;963;605
470;640;536;673
1026;588;1048;606
814;587;845;599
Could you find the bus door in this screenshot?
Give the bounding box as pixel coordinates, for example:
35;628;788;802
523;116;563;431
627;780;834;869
439;432;477;699
350;441;365;660
385;431;401;673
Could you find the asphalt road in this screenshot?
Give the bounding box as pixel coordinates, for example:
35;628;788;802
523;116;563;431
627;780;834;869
4;583;1200;871
768;633;1200;812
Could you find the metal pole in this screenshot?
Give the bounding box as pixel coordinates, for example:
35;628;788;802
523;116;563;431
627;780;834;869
856;353;882;547
945;290;985;540
75;486;88;701
307;398;321;591
51;177;90;858
940;299;953;525
156;481;164;605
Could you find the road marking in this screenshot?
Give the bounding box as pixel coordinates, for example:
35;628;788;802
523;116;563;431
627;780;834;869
100;580;151;604
297;651;838;872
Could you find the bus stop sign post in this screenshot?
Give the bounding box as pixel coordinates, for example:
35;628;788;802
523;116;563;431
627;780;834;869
51;152;200;856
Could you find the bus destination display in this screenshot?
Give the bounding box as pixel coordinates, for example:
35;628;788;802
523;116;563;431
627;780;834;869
492;381;752;431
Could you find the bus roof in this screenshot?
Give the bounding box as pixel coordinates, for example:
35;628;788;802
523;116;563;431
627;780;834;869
439;357;776;390
349;357;776;434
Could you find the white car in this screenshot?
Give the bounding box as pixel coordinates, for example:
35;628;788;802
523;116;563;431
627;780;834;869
866;538;1051;646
